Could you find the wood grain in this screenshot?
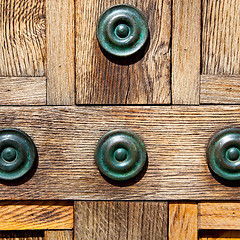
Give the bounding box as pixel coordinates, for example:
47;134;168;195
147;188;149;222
201;75;240;104
45;231;73;240
46;0;75;105
169;202;198;240
199;202;240;230
0;77;46;105
0;231;44;239
74;201;167;240
202;0;240;75
0;0;46;77
172;0;201;104
0;106;239;200
0;201;73;230
76;0;171;104
199;230;240;240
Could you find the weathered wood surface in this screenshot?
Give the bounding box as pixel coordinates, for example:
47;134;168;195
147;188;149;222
0;231;44;239
172;0;200;104
202;0;240;75
200;75;240;104
199;230;240;240
199;202;240;230
0;77;46;105
74;201;167;240
0;106;239;200
45;231;73;240
46;0;75;105
169;202;198;240
76;0;171;104
0;201;73;230
0;0;46;77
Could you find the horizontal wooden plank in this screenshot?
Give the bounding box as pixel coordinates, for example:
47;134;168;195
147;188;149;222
0;106;239;200
201;75;240;104
0;77;46;105
199;202;240;230
45;230;73;240
0;201;73;230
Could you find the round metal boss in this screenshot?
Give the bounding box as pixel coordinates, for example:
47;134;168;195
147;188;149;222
97;4;149;57
207;128;240;180
95;130;147;181
0;129;37;180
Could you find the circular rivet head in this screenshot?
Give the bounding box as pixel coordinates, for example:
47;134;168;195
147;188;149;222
95;130;147;181
97;4;149;57
0;129;37;181
207;128;240;180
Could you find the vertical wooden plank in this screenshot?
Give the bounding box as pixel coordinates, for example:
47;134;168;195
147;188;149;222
202;0;240;75
76;0;171;104
172;0;201;105
0;231;44;239
74;201;168;240
0;0;46;77
169;202;198;240
45;231;73;240
46;0;75;105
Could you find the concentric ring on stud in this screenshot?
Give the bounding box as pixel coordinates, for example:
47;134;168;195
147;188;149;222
207;128;240;180
0;129;37;180
95;130;147;181
97;4;149;57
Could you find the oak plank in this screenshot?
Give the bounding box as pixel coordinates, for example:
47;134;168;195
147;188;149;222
0;77;46;105
46;0;75;105
201;75;240;104
0;231;44;239
199;230;240;240
169;202;198;240
74;201;167;240
199;202;240;230
45;231;73;240
172;0;201;104
0;201;73;230
0;0;46;77
76;0;171;104
0;106;239;200
202;0;240;75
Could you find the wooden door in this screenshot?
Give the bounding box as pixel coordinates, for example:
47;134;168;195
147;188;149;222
0;0;239;239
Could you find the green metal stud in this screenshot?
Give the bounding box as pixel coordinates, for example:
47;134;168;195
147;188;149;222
95;130;147;181
0;129;37;181
97;4;149;57
207;128;240;180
